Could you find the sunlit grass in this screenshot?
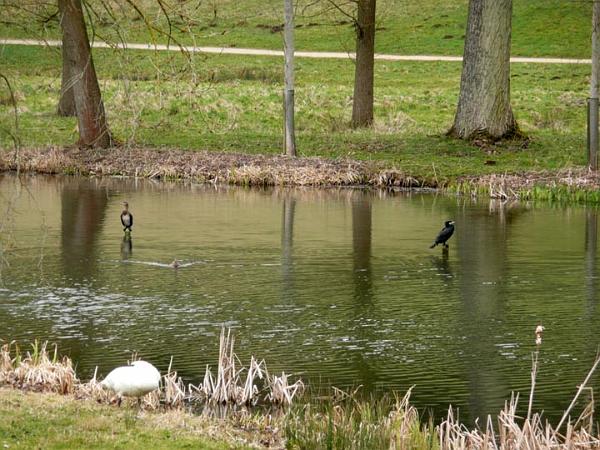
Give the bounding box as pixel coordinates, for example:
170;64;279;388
0;44;590;181
0;0;591;57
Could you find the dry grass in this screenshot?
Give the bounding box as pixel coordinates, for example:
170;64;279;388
0;340;78;394
5;338;600;448
4;146;600;201
189;327;304;406
438;393;600;449
1;332;304;412
454;169;600;202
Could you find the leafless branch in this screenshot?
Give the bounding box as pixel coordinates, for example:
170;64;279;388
0;73;21;169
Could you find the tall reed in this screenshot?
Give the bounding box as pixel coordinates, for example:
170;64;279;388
188;327;304;406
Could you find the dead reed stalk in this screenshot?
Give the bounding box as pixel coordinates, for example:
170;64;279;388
189;327;303;406
0;340;78;394
162;356;186;409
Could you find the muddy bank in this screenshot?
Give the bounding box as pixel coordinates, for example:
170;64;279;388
2;146;600;198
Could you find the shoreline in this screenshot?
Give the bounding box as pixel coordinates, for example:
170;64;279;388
2;146;600;201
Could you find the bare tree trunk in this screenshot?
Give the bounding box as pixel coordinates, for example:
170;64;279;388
59;0;112;147
448;0;519;141
589;1;600;170
57;0;76;117
283;0;296;156
351;0;376;128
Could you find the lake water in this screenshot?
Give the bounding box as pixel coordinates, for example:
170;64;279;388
0;173;599;424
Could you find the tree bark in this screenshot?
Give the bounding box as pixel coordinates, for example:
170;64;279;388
57;0;76;117
449;0;519;141
283;0;296;156
351;0;376;128
59;0;112;147
589;0;600;170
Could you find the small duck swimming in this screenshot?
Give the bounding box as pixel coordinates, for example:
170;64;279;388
121;202;133;233
169;259;180;269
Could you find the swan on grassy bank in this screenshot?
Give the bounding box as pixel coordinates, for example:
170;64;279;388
101;360;161;406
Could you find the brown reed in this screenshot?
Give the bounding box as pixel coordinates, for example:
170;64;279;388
189;327;304;406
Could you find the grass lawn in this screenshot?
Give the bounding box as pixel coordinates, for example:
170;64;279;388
0;0;591;57
0;388;255;449
0;42;590;183
0;0;594;187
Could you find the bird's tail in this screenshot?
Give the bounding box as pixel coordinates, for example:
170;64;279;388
429;243;437;249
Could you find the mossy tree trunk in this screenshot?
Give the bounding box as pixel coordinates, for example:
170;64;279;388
351;0;376;128
449;0;518;140
58;0;112;147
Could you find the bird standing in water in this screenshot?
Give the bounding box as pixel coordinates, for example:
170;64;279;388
430;220;455;249
121;201;133;233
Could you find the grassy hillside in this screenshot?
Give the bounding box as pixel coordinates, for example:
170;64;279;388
0;0;593;182
0;0;591;57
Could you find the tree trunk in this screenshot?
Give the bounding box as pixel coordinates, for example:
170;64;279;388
589;0;600;170
283;0;296;156
59;0;112;147
449;0;519;140
351;0;376;128
57;0;76;117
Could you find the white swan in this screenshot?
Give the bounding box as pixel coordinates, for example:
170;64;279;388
101;360;161;406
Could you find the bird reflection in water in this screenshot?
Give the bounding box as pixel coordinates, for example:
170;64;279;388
120;235;133;260
431;251;453;282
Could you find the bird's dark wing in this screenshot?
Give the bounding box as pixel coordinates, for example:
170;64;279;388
435;226;454;244
120;212;126;227
129;213;133;227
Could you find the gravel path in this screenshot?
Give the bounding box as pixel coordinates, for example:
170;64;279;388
0;38;591;65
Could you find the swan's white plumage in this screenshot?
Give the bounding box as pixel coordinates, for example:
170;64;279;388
101;360;161;398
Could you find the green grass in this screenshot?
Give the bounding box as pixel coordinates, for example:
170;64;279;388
0;388;244;449
0;387;438;450
0;0;593;185
0;43;590;182
0;0;592;57
285;391;437;449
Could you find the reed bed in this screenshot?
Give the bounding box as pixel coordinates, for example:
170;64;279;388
453;170;600;203
438;394;600;449
188;327;304;406
161;356;187;409
1;331;304;411
0;340;78;394
5;337;600;449
4;146;600;202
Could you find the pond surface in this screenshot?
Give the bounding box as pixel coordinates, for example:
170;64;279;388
0;173;599;424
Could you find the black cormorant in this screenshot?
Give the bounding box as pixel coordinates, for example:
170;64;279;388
121;201;133;232
430;220;455;249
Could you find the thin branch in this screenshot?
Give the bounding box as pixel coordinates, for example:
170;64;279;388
526;351;538;421
0;73;21;172
554;351;600;436
325;0;357;24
